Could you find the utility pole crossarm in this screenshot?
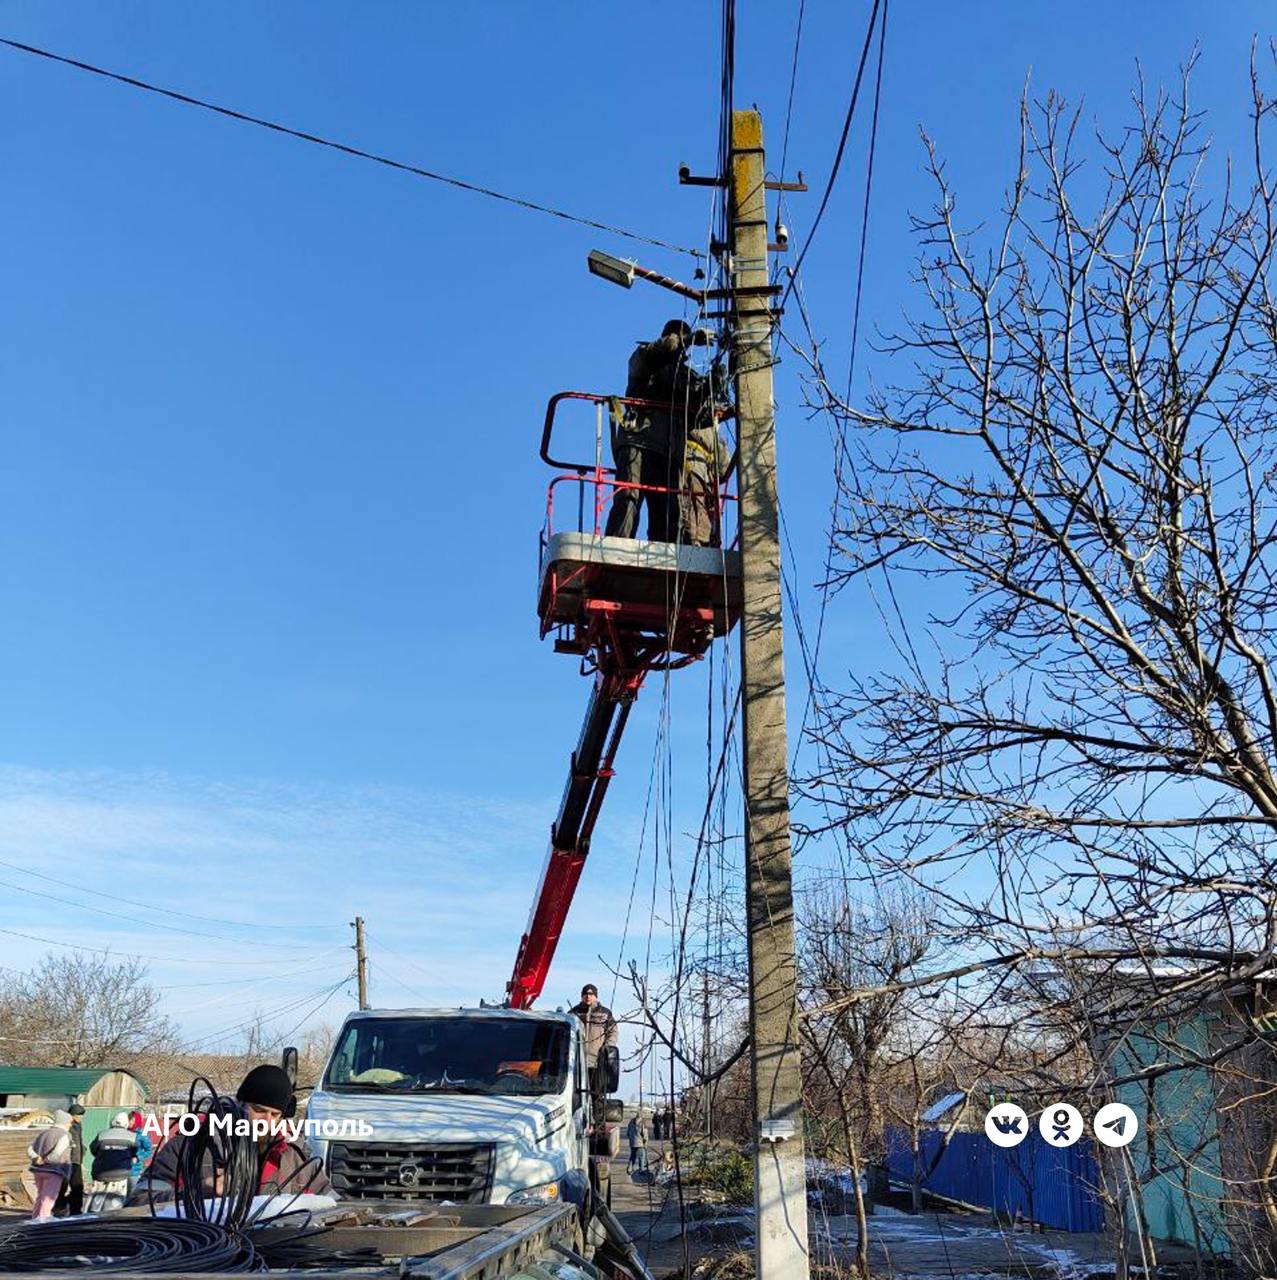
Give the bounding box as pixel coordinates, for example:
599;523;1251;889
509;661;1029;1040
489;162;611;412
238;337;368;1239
731;108;811;1280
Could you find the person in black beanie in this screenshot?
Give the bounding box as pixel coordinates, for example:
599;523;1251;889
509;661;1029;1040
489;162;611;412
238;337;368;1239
127;1064;331;1205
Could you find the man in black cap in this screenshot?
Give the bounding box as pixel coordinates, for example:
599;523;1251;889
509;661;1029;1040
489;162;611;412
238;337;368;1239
128;1064;331;1205
54;1103;85;1216
569;984;618;1074
606;320;700;541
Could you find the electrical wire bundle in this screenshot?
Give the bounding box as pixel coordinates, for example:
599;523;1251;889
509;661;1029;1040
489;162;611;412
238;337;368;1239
153;1079;264;1229
0;1218;260;1273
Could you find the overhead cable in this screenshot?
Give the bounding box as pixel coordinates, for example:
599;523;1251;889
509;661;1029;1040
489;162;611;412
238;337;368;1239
0;874;316;950
0;35;700;258
779;0;883;312
0;924;298;965
845;0;888;398
778;0;807;182
0;852;341;932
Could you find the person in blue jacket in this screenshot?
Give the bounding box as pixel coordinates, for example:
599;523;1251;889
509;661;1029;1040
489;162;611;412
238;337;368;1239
128;1110;154;1192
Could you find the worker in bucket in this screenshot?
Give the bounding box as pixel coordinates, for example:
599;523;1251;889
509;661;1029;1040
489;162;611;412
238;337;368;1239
605;320;703;542
128;1065;331;1205
679;412;731;547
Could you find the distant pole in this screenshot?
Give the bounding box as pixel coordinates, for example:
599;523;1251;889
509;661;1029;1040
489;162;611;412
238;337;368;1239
352;917;369;1010
730;107;811;1280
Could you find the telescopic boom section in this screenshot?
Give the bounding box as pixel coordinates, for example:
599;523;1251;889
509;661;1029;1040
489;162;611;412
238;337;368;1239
506;673;637;1010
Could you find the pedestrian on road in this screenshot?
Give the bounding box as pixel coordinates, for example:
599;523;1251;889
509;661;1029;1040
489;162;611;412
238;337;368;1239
626;1110;648;1174
27;1111;73;1219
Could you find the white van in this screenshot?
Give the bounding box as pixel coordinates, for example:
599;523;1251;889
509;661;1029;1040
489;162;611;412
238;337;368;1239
305;1006;618;1213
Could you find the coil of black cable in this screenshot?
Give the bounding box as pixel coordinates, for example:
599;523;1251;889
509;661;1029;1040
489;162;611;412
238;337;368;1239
0;1217;261;1272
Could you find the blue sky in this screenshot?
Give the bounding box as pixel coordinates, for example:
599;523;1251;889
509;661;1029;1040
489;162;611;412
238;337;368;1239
1;2;1272;1069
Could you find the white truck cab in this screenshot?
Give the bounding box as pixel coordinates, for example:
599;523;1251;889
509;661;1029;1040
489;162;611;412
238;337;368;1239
306;1006;612;1212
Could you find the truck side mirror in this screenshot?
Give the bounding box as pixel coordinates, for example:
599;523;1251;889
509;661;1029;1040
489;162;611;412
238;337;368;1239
594;1046;620;1095
281;1045;299;1087
604;1099;626;1123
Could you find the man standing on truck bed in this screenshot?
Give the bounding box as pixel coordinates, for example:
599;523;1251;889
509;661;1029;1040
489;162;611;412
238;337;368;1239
570;983;618;1072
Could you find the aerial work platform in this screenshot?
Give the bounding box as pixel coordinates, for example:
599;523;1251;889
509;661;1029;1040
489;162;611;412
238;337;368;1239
536;390;742;666
539;531;741;658
507;390;742;1010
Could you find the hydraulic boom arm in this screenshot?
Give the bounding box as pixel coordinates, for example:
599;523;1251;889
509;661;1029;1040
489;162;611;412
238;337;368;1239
506;672;639;1009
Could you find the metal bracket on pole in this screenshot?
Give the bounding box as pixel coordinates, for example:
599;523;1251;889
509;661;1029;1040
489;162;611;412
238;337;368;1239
758;1119;797;1144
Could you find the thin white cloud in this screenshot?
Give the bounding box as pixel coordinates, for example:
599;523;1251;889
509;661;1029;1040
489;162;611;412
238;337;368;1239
0;763;658;1044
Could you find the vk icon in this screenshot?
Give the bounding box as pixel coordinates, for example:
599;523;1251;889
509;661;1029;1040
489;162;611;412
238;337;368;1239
984;1103;1029;1148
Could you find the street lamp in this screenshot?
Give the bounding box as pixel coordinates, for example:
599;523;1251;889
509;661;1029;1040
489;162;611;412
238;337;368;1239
587;249;636;289
586;249;705;304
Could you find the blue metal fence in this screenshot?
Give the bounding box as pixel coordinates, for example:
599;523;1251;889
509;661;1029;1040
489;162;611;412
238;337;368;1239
884;1126;1104;1232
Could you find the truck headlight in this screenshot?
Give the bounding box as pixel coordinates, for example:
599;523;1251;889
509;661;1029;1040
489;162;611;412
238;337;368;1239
507;1180;561;1206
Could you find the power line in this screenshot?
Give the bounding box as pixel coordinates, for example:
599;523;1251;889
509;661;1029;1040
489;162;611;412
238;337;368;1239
0;853;340;932
0;924;291;965
183;978;352;1050
158;955;345;989
779;0;883;313
272;981;351;1048
779;0;807;183
0;873;317;950
845;0;888;399
0;35;700;258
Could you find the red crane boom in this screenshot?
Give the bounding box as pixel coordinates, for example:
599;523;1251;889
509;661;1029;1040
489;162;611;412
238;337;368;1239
505;392;740;1009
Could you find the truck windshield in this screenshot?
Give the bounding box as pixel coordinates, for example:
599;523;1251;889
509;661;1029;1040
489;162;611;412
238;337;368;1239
325;1017;571;1095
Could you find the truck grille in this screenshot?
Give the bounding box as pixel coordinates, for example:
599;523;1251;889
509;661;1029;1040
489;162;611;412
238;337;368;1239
328;1141;496;1202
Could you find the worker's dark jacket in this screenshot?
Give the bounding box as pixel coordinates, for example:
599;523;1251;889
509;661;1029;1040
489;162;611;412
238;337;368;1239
125;1126;332;1205
89;1125;137;1181
67;1123;84;1186
570;1001;619;1067
624;335;699;453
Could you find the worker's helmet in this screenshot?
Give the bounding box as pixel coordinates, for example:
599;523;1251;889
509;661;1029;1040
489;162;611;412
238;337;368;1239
112;1111;131;1128
661;319;692;343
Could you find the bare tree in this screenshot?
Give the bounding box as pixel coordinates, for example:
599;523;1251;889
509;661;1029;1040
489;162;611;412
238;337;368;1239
799;886;935;1277
0;951;177;1067
787;56;1277;1264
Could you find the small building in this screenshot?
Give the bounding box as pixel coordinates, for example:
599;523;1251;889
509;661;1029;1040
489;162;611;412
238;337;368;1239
1098;977;1277;1269
0;1065;148;1112
0;1065;149;1205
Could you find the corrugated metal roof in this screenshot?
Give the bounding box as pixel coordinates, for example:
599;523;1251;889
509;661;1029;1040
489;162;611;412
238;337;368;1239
0;1066;112;1094
920;1090;967;1123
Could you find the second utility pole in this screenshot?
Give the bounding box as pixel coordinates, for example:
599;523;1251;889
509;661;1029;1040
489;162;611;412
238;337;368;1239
731;108;810;1280
352;916;369;1010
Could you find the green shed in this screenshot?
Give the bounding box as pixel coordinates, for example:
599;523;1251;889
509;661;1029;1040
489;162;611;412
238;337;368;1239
0;1065;149;1187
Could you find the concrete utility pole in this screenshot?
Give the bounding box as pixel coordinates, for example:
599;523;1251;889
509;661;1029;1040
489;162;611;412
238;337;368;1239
730;108;810;1280
352;917;369;1010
